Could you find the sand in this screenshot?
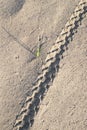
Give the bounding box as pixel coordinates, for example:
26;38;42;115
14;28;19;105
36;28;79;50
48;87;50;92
0;0;87;130
31;16;87;130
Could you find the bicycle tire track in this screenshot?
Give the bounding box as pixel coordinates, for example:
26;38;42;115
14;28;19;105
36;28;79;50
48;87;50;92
13;1;87;130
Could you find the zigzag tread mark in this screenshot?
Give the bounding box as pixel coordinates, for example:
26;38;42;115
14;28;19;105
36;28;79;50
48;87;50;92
13;1;87;130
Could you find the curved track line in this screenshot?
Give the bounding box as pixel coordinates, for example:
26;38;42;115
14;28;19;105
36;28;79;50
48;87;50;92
13;1;87;130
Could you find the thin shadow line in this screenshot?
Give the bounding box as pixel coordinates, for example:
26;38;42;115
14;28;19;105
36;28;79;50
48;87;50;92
2;26;36;57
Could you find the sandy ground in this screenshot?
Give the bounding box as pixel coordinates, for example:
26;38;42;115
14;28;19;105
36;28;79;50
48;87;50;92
31;17;87;130
0;0;86;130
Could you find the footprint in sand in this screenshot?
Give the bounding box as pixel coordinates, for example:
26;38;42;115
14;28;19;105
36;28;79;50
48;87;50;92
0;0;25;17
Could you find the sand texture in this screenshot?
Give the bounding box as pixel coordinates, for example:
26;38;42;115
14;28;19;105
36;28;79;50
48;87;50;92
0;0;87;130
31;16;87;130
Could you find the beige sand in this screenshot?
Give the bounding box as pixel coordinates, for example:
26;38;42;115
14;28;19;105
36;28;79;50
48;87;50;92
0;0;87;130
31;17;87;130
